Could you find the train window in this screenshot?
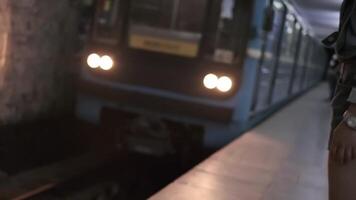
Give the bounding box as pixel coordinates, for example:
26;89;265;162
93;0;123;43
128;0;207;58
130;0;206;32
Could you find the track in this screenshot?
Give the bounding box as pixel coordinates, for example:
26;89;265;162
0;150;119;200
0;149;189;200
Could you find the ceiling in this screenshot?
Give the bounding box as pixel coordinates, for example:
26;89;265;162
290;0;343;38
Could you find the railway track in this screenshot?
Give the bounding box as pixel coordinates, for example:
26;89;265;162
0;150;122;200
0;149;188;200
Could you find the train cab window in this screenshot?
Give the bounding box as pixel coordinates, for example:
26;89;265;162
93;0;123;43
202;0;253;65
129;0;207;58
211;0;238;64
79;0;96;37
216;0;236;49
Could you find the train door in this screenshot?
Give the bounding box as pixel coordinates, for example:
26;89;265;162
305;40;318;87
287;23;302;95
250;0;287;113
299;35;311;90
270;12;300;104
300;38;315;89
292;30;308;94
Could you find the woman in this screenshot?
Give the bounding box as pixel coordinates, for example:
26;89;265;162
324;0;356;199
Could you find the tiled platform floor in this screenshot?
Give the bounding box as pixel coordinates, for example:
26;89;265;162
151;84;330;200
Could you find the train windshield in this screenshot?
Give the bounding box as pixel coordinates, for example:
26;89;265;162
129;0;208;58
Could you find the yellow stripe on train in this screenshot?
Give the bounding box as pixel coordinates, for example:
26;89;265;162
129;34;199;58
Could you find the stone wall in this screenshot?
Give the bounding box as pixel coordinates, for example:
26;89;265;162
0;0;79;124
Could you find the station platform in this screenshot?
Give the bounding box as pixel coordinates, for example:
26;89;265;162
150;84;330;200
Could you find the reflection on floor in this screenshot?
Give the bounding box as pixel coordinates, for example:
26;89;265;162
151;84;330;200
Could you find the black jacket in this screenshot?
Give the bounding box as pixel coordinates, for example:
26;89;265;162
323;0;356;61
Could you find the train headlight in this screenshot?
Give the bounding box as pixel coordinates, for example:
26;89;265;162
100;55;114;71
203;74;219;89
87;53;101;69
204;74;233;92
217;76;233;92
87;53;114;71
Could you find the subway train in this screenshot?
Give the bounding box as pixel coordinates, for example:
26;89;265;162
76;0;327;156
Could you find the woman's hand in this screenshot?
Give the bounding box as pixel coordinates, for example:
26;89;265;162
331;118;356;165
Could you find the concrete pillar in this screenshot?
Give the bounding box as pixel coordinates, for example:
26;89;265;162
0;0;79;124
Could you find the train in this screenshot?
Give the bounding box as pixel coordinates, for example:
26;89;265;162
76;0;327;157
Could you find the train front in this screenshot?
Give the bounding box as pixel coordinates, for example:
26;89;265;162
77;0;252;155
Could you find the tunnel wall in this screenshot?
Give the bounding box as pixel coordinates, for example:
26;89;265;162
0;0;9;90
0;0;79;124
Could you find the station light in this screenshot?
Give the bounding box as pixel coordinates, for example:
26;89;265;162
332;54;338;60
203;73;233;92
296;23;301;30
287;13;295;21
217;76;233;92
87;53;101;69
287;27;293;34
273;1;283;10
86;53;114;71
